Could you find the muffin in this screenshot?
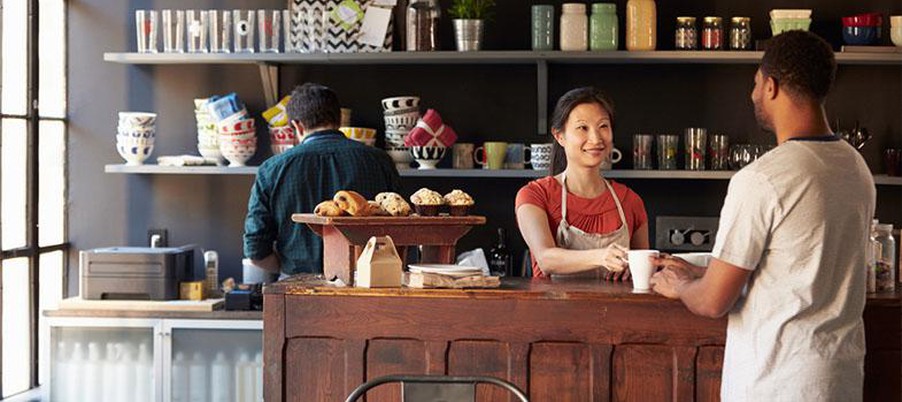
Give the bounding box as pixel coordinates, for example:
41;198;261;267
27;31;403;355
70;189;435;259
443;189;475;216
375;192;412;216
409;188;444;216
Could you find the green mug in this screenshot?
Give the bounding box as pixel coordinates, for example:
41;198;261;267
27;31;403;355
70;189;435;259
475;142;509;170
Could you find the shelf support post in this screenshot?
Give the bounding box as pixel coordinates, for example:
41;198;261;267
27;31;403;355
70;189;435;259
258;63;280;106
537;60;548;136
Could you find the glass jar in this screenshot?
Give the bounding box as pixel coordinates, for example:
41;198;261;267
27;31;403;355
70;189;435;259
626;0;656;51
406;0;440;51
560;3;588;51
701;16;723;50
675;16;696;50
730;17;752;50
875;223;896;292
589;3;618;51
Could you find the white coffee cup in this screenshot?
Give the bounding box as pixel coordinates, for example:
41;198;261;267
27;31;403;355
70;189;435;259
627;249;660;293
672;252;712;268
599;147;622;171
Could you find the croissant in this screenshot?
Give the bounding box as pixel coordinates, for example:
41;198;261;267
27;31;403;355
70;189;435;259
314;200;344;217
367;201;389;216
333;190;369;216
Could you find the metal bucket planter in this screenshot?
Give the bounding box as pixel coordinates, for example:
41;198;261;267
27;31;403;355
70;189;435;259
453;19;484;51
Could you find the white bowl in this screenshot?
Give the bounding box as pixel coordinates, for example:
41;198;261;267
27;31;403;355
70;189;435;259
381;96;420;111
117;135;155;146
892;26;902;47
769;9;812;20
384;112;420;131
221;145;256;167
385;130;409;147
117;142;154;166
271;144;295;155
385;146;414;169
410;146;447;170
219;131;256;141
198;145;223;162
890;15;901;27
118;112;157;128
117;127;156;139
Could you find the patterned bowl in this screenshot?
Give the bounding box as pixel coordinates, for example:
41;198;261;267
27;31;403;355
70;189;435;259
410;146;447;170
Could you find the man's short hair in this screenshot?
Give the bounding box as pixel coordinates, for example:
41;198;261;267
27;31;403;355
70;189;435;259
286;83;341;129
760;30;836;103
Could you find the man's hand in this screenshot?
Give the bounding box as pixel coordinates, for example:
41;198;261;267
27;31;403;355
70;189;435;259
650;267;695;299
652;255;706;279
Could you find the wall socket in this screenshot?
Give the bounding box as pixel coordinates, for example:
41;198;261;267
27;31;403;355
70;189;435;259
655;216;719;252
147;229;168;248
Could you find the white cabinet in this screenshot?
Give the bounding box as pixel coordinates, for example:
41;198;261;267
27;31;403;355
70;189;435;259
47;316;262;402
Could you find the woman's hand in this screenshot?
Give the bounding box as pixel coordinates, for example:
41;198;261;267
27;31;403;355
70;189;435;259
600;243;629;272
604;267;631;282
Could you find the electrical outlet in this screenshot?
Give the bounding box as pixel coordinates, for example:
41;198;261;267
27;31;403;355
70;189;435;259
655;216;719;252
147;229;168;248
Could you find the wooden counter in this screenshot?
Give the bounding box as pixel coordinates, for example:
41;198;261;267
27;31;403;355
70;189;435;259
263;276;900;401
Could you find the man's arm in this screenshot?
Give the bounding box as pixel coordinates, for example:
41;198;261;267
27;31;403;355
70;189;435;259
651;257;751;318
251;253;281;274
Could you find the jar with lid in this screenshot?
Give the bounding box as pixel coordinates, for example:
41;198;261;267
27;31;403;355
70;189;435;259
589;3;618;51
701;16;723;50
730;17;752;50
560;3;588;51
875;223;896;292
675;16;696;50
867;220;879;293
406;0;440;51
626;0;656;51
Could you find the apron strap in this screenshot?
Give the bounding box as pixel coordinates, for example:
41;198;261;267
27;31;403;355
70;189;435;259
560;173;569;223
603;179;629;230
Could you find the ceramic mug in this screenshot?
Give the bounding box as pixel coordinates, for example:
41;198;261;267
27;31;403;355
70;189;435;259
627;249;660;293
453;143;475;169
599;147;622;170
504;143;528;169
475;142;508;170
529;143;553;170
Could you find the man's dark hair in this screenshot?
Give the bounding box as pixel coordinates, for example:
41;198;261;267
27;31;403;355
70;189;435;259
286;83;341;129
760;30;836;103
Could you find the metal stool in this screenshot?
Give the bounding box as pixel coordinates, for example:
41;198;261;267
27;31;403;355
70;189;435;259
345;374;529;402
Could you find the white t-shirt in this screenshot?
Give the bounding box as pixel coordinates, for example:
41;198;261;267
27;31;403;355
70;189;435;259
712;139;875;402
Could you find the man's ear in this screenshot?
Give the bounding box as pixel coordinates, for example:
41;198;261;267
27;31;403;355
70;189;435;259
765;75;779;101
291;120;305;136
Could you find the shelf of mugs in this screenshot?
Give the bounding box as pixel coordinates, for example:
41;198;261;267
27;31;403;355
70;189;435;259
103;50;902;66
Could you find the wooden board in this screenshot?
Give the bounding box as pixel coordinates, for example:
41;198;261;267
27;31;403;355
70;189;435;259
58;297;224;312
291;213;486;226
404;272;501;289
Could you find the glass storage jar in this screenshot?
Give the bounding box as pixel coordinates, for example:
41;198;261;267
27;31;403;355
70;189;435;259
730;17;752;50
701;16;723;50
590;3;618;50
626;0;656;50
406;0;440;51
560;3;588;51
675;16;696;50
875;223;896;292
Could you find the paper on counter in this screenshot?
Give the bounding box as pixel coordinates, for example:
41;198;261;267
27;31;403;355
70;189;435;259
456;248;491;276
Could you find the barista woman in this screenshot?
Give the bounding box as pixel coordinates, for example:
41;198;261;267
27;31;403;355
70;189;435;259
516;87;649;278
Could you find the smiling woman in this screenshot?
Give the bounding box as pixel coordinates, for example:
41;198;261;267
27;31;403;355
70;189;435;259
0;0;68;397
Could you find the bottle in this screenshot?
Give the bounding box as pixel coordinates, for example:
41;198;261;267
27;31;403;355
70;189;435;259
626;0;656;50
489;228;512;277
560;3;588;51
84;342;102;402
102;343;119;402
135;343;153;402
675;17;697;50
210;352;232;402
254;352;264;402
729;17;752;50
205;250;220;298
867;220;879;293
114;344;135;402
54;342;69;402
189;352;208;402
875;223;896;292
589;3;618;51
701;17;724;50
172;352;189;402
67;342;84;401
235;351;255;402
406;0;440;51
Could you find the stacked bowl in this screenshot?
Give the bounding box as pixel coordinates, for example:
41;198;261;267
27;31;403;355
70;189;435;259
339;127;377;146
382;96;420;169
269;125;298;155
842;13;882;45
116;112;156;166
893;16;902;47
217;112;257;167
194;98;222;163
769;9;812;36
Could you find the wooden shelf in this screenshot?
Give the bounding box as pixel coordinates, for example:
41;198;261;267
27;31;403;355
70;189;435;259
104;165;902;185
103;50;902;66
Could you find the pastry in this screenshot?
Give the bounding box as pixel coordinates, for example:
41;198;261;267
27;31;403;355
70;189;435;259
314;200;344;217
443;189;474;216
410;188;444;216
333;190;368;216
375;192;412;216
367;200;389;216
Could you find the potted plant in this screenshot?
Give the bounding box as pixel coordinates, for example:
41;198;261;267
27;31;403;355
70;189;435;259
448;0;495;51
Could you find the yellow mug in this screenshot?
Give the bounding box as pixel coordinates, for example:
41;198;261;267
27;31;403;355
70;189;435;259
475;142;509;170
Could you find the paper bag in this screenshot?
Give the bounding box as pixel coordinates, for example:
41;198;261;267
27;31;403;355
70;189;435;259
355;236;402;288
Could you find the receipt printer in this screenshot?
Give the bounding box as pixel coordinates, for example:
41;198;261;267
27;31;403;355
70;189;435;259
80;246;194;300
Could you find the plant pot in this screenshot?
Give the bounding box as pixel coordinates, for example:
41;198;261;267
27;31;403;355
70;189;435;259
453;19;484;51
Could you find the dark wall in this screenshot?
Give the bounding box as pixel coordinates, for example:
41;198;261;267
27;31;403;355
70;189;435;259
68;0;902;294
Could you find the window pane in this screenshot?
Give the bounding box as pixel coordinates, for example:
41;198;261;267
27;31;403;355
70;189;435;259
3;257;32;397
2;0;28;115
2;119;28;250
38;0;66;118
39;251;64;385
38;121;65;246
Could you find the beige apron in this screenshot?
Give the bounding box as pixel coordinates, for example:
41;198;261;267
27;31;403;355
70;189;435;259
551;173;630;278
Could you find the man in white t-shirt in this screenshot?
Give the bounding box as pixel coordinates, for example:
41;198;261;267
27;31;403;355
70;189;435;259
650;31;876;401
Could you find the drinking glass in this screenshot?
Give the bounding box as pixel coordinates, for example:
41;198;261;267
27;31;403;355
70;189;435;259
233;10;256;53
258;9;281;53
709;134;730;170
135;10;159;53
186;10;209;53
209;10;232;53
684;128;707;170
283;9;298;52
532;5;555;51
633;134;654;169
162;10;185;53
656;134;678;170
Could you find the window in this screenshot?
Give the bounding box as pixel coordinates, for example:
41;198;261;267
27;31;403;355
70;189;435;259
1;0;68;397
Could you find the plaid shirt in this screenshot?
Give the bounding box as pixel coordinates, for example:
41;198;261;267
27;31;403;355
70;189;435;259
243;129;401;275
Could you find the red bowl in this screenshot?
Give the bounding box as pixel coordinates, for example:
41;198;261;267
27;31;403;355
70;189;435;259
843;13;882;27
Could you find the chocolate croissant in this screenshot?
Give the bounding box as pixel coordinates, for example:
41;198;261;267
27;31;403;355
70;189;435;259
314;200;344;217
333;190;369;216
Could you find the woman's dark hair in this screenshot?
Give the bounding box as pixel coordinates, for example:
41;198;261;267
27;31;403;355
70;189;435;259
548;87;616;175
760;30;836;103
285;83;341;129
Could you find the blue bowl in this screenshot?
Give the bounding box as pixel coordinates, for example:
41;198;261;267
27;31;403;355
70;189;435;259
843;26;878;45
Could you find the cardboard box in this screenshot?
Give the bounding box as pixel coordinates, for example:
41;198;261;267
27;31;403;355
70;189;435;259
287;0;393;53
355;236;402;288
